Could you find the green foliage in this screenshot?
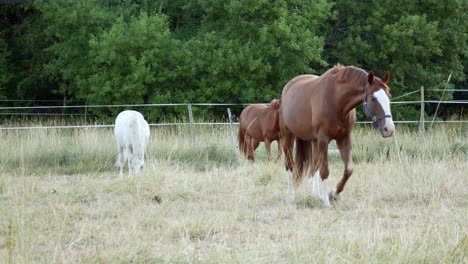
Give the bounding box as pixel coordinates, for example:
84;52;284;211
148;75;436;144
0;0;466;120
85;12;180;119
0;4;53;101
38;0;122;101
0;35;9;100
186;0;332;104
325;0;467;119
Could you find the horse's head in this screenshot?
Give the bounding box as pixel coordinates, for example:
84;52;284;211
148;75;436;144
270;99;280;110
132;158;145;175
364;71;395;138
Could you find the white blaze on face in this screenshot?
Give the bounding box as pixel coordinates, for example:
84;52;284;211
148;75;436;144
373;88;395;136
373;89;391;115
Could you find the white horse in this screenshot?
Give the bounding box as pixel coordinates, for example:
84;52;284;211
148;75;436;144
114;110;150;177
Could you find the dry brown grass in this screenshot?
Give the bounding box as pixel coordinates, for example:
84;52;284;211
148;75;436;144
0;125;467;263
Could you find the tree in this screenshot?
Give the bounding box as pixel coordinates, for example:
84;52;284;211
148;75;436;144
38;0;125;105
0;35;9;100
323;0;467;120
0;0;465;121
85;12;183;120
0;4;54;103
177;0;333;106
82;0;334;119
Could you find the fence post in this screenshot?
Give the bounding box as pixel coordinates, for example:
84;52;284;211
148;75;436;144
419;86;424;136
84;101;88;123
187;104;196;144
227;108;241;164
430;72;452;128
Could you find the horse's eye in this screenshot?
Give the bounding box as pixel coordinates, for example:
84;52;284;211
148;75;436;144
371;96;377;101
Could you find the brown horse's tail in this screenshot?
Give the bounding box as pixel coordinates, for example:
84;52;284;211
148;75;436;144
238;123;247;157
294;138;311;184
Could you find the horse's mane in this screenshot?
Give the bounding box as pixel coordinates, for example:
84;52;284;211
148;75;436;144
323;64;390;92
324;64;367;85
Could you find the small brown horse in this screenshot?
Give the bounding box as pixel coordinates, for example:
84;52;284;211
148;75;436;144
238;99;282;161
280;65;395;206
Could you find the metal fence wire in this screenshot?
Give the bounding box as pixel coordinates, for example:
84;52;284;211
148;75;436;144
0;88;466;131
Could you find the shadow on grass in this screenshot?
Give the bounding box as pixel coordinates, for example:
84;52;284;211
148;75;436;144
154;143;238;171
295;196;323;209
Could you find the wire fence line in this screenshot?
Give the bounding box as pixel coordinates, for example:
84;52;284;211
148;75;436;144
0;99;87;102
1;120;467;131
0;101;466;127
0;112;88;116
0;87;466;130
0;102;466;130
427;89;468;92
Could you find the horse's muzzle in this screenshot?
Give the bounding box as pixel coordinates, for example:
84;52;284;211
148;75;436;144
380;118;395;138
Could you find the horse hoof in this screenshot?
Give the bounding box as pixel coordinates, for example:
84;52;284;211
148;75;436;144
329;189;339;201
320;197;332;207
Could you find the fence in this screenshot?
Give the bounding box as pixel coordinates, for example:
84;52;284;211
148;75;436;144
0;89;466;134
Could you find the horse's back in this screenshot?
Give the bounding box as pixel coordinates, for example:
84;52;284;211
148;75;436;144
281;71;357;140
281;75;323;139
115;110;144;123
240;104;267;126
281;74;319;99
240;104;277;140
115;110;150;146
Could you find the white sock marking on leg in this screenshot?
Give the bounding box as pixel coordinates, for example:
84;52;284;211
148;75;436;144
312;170;320;195
321;178;330;207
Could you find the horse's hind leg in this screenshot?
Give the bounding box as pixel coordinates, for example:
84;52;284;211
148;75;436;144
117;146;125;177
245;134;255;161
275;139;283;161
281;131;294;173
251;139;260;161
334;135;353;199
311;140;320;195
316;138;331;207
281;128;295;200
264;139;272;161
126;144;134;176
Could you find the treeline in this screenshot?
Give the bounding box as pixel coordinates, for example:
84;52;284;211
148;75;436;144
0;0;466;121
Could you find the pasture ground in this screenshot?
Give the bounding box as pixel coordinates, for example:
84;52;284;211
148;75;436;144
1;124;467;263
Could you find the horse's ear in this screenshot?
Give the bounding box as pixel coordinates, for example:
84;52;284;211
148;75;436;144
368;71;374;84
382;71;390;84
270;99;280;110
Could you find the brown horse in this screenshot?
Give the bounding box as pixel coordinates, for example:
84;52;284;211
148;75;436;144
238;99;282;161
280;65;395;206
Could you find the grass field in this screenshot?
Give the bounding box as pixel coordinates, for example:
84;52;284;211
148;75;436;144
0;124;467;263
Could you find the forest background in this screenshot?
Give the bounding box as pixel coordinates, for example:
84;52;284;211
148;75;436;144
0;0;466;121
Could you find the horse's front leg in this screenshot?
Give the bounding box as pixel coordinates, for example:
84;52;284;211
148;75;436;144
251;138;260;162
333;135;353;199
127;145;135;177
117;146;125;178
317;138;331;207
